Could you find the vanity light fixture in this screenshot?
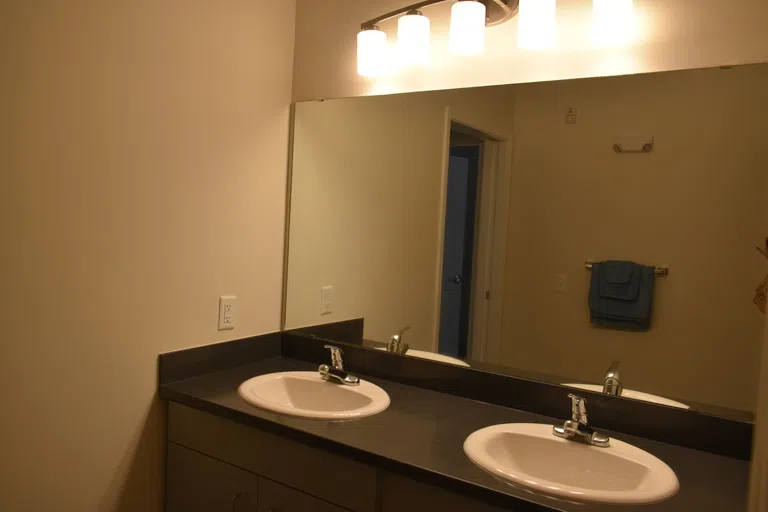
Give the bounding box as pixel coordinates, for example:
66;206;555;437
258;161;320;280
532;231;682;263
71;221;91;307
357;0;519;76
357;0;633;77
517;0;557;50
398;10;431;65
449;0;487;56
357;26;389;77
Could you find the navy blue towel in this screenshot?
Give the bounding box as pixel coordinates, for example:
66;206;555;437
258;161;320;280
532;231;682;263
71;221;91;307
589;261;655;331
599;260;640;301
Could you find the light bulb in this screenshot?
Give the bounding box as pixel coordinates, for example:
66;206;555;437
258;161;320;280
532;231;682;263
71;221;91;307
449;0;486;56
518;0;557;50
357;27;388;77
398;10;430;66
592;0;636;47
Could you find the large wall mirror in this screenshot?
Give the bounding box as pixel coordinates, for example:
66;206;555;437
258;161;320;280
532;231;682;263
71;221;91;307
284;63;768;421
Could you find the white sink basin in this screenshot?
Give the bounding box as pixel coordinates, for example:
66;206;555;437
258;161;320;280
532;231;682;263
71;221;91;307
375;347;470;367
563;383;689;409
464;423;679;505
238;371;390;420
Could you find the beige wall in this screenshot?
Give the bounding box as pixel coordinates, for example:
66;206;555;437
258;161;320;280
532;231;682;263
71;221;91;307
501;65;768;412
285;87;515;348
0;2;295;511
293;0;768;101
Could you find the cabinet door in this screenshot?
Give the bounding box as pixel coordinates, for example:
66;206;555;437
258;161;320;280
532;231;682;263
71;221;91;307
257;477;348;512
167;442;259;512
169;403;376;512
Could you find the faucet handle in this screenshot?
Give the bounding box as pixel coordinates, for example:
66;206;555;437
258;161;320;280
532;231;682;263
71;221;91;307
567;393;588;424
387;326;411;354
605;360;621;380
323;344;344;370
392;326;411;341
603;360;623;396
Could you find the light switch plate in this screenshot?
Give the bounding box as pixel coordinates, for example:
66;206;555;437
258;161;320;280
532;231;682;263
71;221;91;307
320;286;333;315
555;274;568;294
218;296;236;330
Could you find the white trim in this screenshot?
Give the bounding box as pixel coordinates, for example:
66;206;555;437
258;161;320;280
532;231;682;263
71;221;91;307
749;311;768;509
468;140;497;361
429;110;454;352
432;107;512;360
483;139;512;363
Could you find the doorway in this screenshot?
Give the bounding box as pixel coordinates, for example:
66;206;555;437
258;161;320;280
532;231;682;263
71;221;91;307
438;129;483;358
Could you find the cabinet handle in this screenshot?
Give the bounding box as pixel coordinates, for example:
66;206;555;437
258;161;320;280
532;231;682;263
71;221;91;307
231;492;242;512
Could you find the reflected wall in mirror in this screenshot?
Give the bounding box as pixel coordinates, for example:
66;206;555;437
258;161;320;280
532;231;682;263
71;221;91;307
285;64;768;419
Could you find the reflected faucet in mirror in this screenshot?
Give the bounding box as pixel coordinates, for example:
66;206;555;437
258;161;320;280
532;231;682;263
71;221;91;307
387;326;411;355
564;362;690;410
603;361;623;396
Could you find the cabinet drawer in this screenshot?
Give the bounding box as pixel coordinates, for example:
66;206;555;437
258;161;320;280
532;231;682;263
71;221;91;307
168;402;376;512
379;471;508;512
166;442;259;512
258;477;348;512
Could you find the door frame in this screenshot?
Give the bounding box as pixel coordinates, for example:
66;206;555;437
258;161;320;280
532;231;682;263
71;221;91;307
430;107;513;362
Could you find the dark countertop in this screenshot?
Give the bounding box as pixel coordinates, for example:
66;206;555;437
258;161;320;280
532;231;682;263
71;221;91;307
160;356;749;512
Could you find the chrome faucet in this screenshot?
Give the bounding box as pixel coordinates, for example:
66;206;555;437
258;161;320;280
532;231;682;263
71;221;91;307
603;360;623;396
318;345;360;386
553;394;610;447
387;326;411;355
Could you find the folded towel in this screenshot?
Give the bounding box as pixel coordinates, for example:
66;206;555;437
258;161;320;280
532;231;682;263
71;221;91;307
599;260;640;301
589;261;655;331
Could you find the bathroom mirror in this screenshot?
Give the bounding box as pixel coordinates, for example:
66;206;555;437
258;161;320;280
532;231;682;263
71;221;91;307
283;63;768;421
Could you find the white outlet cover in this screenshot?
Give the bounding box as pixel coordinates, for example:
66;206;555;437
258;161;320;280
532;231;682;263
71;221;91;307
218;296;236;330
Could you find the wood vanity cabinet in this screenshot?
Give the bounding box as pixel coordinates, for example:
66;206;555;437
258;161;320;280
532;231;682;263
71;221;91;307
166;442;259;512
379;472;507;512
166;443;348;512
166;402;512;512
258;478;348;512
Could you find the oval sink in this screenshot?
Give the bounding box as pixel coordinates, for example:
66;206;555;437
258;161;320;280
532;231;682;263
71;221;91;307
375;347;471;367
563;383;689;409
464;423;679;505
238;371;390;420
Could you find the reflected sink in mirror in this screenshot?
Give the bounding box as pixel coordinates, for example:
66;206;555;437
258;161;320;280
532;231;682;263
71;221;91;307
464;423;679;505
238;371;390;420
374;347;471;367
563;383;689;409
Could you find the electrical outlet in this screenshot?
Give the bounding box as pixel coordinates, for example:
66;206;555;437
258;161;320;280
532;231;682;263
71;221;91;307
565;107;578;124
320;286;333;315
218;296;236;330
555;274;568;294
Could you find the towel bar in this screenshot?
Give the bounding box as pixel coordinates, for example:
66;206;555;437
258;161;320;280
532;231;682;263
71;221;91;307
613;142;653;153
585;262;668;276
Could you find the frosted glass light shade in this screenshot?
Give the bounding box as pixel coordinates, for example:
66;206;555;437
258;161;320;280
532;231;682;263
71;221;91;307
592;0;636;47
518;0;557;50
449;1;486;56
398;12;431;66
357;28;388;77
